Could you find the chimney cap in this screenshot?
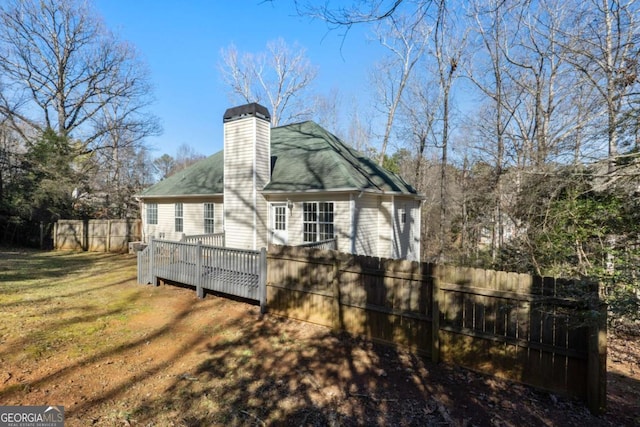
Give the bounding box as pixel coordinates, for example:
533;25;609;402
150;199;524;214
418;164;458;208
223;103;271;123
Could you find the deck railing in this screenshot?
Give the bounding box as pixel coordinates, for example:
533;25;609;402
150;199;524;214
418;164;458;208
137;244;151;284
180;232;225;247
140;238;266;313
295;238;337;250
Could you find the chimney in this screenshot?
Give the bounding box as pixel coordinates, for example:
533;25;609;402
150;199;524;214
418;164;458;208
223;103;271;250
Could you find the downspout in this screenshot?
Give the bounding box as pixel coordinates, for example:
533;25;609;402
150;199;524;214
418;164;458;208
391;195;396;259
350;193;355;254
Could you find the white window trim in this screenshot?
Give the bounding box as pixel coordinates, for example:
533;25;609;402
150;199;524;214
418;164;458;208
147;203;158;225
204;203;215;234
302;201;335;242
175;203;183;233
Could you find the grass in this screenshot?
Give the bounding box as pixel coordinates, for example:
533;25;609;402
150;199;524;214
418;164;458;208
0;250;143;364
0;248;283;426
1;248;633;426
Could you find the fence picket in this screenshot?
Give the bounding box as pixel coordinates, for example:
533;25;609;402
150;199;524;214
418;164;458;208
264;246;605;413
136;241;607;414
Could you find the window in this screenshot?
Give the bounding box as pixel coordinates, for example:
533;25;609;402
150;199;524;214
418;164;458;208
274;205;286;231
303;202;334;242
400;206;407;225
204;203;215;233
175;203;183;233
147;203;158;225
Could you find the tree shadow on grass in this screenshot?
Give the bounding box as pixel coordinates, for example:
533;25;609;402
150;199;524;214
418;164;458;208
2;263;631;426
121;305;511;426
0;275;135;309
0;288;211;409
0;250;134;284
124;297;632;427
126;311;451;426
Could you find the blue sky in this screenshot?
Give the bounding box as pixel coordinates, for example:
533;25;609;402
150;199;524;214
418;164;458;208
94;1;382;158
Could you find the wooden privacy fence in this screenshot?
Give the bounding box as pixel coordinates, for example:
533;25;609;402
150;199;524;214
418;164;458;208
138;239;266;311
55;219;141;252
266;245;607;414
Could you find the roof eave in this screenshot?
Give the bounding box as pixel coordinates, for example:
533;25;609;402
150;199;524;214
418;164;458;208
137;193;224;199
261;187;424;198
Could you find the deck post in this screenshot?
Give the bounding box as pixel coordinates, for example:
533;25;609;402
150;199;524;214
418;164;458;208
196;240;204;299
149;238;158;286
259;247;267;314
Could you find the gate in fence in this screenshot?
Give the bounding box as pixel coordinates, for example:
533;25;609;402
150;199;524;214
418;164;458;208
137;238;267;312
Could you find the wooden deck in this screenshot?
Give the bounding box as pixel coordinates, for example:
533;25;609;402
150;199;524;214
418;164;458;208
138;238;266;312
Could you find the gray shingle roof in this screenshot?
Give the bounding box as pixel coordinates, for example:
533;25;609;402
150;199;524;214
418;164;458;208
139;121;418;198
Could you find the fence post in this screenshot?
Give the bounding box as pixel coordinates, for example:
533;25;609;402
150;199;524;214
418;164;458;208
431;263;441;364
196;240;204;299
150;238;158;286
107;220;112;252
331;256;343;331
587;287;607;414
259;247;267;314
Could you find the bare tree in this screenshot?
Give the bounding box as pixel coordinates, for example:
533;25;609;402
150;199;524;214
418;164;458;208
345;98;376;152
397;79;441;259
174;143;205;173
297;0;427;27
219;39;318;126
431;0;466;261
0;0;153;153
311;88;343;135
90;96;161;217
400;78;439;188
152;145;205;182
371;13;431;165
562;0;640;170
466;0;516;262
501;0;568;167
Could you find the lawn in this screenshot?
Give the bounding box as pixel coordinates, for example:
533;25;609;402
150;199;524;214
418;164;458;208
0;249;637;426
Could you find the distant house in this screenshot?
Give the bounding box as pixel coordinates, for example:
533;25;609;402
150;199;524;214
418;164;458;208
138;103;422;261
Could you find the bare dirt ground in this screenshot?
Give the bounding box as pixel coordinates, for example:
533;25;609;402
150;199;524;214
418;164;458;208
1;253;639;426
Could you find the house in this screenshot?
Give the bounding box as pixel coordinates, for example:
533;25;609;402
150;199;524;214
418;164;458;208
138;103;423;261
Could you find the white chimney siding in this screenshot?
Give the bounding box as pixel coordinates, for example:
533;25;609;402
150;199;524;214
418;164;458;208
223;104;271;250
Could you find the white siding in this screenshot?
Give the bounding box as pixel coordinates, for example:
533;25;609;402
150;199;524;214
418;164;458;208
182;201;224;235
378;198;394;258
353;194;379;256
334;199;351;253
392;197;421;261
141;192;419;260
266;194;351;253
255;121;271;249
223;116;270;250
287;199;302;245
140;198;223;242
159;203;178;240
409;200;421;261
255;122;270;189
